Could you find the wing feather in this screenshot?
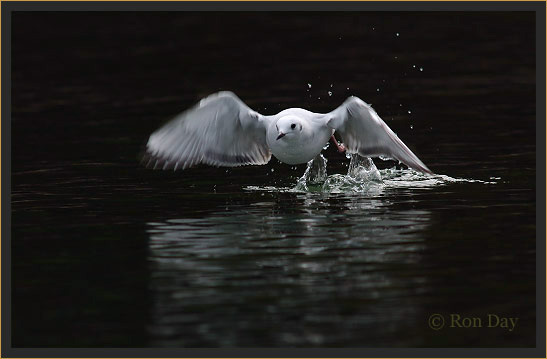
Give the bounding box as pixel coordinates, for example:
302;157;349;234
327;96;432;174
145;91;272;170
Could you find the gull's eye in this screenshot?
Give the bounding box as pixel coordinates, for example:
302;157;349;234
291;123;296;129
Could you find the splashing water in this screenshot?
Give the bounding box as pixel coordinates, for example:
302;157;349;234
320;155;384;194
245;154;497;194
293;154;382;193
294;154;328;191
347;155;382;181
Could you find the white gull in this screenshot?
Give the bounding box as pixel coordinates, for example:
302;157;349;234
145;91;432;174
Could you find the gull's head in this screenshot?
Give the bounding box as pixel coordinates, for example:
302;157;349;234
275;115;303;141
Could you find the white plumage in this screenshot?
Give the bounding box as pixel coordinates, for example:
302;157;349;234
146;91;432;174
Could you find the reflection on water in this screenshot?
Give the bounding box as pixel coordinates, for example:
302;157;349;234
147;196;431;346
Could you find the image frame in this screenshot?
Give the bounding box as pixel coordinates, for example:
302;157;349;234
1;1;545;358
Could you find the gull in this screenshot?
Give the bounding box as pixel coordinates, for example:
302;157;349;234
145;91;432;174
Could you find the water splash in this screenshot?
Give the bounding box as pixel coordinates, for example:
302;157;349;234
245;154;497;194
347;155;382;182
292;154;384;193
318;155;381;194
381;167;497;187
378;155;394;161
294;154;328;191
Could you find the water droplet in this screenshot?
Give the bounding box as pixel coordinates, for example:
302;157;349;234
346;87;350;90
419;67;424;71
408;110;412;114
372;27;375;30
413;64;416;68
330;84;333;87
271;168;275;172
376;88;380;92
410;124;414;129
394;56;398;59
318;96;321;100
399;104;403;107
396;32;399;37
307;83;312;88
328;91;332;96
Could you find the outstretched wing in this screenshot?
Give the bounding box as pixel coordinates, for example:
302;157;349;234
327;96;432;174
145;91;272;170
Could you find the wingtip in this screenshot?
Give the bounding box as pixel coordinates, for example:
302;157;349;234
418;164;434;175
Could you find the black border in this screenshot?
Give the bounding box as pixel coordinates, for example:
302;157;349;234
535;4;547;358
2;2;545;358
1;1;546;11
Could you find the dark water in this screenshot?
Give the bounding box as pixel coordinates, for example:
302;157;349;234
11;12;537;347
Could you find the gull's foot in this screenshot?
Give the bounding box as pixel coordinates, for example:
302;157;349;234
330;135;346;153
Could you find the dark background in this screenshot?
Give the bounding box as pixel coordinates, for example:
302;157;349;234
9;10;538;349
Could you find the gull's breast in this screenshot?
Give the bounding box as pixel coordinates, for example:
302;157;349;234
266;125;332;165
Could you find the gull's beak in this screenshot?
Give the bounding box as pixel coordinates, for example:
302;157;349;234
276;133;286;140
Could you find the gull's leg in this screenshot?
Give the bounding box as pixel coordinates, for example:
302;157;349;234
330;135;346;153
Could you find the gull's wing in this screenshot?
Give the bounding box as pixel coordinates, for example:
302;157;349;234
327;96;432;174
145;91;272;170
